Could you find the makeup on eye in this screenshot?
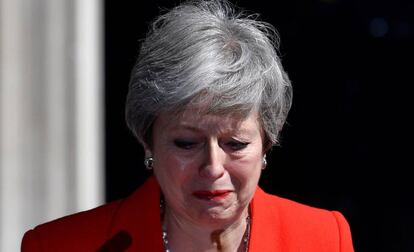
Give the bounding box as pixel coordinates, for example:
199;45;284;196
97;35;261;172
225;139;250;151
173;137;250;151
173;139;199;149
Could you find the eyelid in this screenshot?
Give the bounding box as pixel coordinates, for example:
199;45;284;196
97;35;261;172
225;139;250;151
230;136;250;144
173;137;250;151
173;139;199;149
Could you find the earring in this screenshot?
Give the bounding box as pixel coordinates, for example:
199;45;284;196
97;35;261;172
262;154;267;169
144;157;154;170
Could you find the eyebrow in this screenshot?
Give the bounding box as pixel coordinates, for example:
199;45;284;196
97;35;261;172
170;124;202;132
171;123;256;137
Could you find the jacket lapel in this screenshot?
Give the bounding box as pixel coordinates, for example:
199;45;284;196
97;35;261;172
108;176;164;251
249;187;285;251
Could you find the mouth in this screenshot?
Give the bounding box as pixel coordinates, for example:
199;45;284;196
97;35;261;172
192;190;232;201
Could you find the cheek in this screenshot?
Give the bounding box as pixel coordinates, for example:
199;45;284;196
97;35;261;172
153;149;198;187
159;147;200;172
153;152;202;209
227;155;262;186
232;149;263;170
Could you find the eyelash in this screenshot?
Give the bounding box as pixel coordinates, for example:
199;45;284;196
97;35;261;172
174;140;197;150
173;139;249;151
226;140;249;151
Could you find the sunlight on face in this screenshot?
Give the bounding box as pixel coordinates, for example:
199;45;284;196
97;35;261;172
148;108;265;227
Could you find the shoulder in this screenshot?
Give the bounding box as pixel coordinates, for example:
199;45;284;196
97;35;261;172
263;190;339;222
21;176;162;252
22;199;124;251
250;188;354;251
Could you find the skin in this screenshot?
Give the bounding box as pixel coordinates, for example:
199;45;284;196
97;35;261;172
145;108;265;251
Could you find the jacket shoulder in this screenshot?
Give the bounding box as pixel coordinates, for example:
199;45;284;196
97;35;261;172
251;188;354;251
22;200;123;251
264;192;337;222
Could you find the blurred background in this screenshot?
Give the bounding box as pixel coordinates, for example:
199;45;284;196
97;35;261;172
1;0;413;251
1;0;104;250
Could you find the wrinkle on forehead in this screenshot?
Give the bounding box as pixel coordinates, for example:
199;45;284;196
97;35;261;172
164;92;258;124
157;106;261;137
172;101;257;121
178;114;244;135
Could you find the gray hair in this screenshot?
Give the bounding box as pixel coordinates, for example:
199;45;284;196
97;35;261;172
125;0;292;147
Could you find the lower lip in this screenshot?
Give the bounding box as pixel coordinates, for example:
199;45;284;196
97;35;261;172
193;191;231;201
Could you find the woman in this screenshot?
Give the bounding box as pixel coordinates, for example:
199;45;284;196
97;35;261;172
22;0;354;251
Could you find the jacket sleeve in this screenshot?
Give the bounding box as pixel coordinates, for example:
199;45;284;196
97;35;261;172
332;211;354;252
21;229;43;252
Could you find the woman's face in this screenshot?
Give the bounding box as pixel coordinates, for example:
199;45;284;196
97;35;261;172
148;108;265;227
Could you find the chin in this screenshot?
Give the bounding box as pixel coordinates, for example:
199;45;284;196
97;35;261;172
193;205;242;227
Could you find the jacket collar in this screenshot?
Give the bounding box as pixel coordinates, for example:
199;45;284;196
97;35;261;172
249;186;284;251
108;176;164;251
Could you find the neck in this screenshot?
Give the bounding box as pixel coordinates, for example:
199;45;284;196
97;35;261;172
162;205;250;252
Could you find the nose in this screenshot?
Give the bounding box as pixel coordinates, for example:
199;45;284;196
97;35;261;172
199;140;225;179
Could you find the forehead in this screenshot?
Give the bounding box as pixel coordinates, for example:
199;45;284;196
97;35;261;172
155;108;261;134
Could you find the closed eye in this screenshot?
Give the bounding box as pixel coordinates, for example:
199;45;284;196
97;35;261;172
226;140;249;151
174;140;197;150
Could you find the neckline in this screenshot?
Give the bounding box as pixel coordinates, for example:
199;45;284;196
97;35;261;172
159;195;251;252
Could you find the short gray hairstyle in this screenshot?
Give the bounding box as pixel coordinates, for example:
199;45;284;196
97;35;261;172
125;0;292;147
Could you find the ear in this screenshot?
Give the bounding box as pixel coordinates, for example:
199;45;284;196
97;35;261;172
142;141;153;158
263;139;273;154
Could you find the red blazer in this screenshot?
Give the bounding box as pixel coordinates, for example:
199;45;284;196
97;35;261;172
22;176;354;251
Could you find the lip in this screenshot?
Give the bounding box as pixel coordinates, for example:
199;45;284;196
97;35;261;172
192;190;232;201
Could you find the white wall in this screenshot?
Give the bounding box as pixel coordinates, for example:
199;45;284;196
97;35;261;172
0;0;104;251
